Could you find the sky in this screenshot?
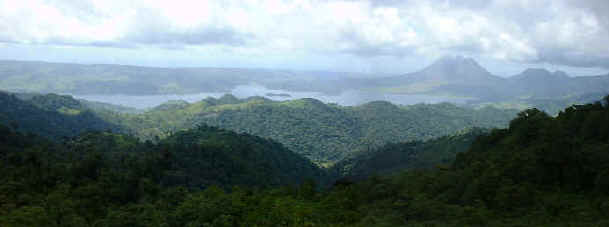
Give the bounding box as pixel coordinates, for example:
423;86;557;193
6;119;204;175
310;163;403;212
1;0;608;77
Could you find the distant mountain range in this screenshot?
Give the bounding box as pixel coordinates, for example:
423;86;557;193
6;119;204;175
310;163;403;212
0;60;378;95
1;58;607;113
379;56;609;102
505;68;609;98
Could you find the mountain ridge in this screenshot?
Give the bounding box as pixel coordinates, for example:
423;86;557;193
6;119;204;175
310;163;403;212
377;56;609;102
407;56;503;84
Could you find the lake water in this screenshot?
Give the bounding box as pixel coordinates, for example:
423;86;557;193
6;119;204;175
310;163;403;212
75;84;472;109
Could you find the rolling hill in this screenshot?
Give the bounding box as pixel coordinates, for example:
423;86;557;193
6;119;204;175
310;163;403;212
330;127;486;180
0;92;121;139
109;95;518;165
4;95;609;226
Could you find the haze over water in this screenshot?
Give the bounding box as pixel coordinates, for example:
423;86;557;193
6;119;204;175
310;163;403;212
74;84;472;109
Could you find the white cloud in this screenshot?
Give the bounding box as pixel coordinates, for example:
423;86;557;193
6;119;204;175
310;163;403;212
1;0;609;68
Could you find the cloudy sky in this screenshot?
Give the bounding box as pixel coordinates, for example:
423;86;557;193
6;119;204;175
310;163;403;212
1;0;608;76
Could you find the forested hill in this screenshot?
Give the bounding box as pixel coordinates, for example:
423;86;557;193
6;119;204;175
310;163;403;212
158;125;324;187
92;94;518;165
0;92;121;139
0;123;326;225
3;97;609;226
0;91;517;166
176;96;517;165
293;96;609;226
331;127;486;180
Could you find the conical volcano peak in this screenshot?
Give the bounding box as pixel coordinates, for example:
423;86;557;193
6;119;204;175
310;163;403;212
432;55;481;68
413;56;494;83
424;56;488;76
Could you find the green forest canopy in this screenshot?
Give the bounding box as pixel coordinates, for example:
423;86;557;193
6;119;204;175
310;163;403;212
1;92;518;166
2;95;609;226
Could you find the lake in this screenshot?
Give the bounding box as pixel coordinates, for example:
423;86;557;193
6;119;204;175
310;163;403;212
74;84;473;109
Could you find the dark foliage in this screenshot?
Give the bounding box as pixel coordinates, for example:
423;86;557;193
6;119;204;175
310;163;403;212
3;94;609;226
0;92;121;139
0;124;323;226
330;128;486;180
